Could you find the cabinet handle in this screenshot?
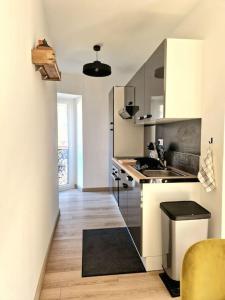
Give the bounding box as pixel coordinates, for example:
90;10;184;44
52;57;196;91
123;183;128;188
111;173;116;180
127;175;133;181
110;122;114;125
137;116;144;120
120;169;126;174
110;128;114;131
111;173;120;181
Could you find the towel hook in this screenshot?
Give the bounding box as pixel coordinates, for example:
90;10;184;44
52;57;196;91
209;137;213;144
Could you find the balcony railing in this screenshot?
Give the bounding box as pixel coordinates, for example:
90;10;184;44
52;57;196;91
58;148;69;185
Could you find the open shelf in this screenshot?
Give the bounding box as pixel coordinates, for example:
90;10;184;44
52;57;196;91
32;39;61;81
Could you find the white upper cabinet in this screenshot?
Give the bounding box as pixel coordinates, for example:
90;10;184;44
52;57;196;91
164;38;203;120
130;38;203;125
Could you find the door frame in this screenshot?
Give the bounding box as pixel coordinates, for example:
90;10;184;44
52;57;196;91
57;95;77;191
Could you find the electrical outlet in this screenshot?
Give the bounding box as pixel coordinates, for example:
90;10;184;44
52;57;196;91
158;139;164;146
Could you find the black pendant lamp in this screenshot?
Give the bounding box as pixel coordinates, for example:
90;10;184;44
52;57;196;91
83;45;111;77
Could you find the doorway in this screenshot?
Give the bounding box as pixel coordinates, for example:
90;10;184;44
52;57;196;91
57;93;83;191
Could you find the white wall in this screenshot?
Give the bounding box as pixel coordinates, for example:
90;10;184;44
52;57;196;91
170;0;225;237
57;72;128;188
0;0;59;299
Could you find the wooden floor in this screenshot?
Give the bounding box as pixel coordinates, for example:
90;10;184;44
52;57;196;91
40;189;178;300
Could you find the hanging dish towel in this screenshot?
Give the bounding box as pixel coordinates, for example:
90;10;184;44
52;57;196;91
198;147;216;192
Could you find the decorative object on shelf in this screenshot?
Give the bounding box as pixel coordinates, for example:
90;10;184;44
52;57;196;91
83;44;111;77
32;39;61;81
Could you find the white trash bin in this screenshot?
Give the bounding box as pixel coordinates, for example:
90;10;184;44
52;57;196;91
160;201;211;282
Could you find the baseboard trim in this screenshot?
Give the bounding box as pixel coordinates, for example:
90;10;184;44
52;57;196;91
81;187;110;192
59;183;77;192
34;210;60;300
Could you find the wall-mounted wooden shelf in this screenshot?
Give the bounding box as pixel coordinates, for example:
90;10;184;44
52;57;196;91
32;39;61;81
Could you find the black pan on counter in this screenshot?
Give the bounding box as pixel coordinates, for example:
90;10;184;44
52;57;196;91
134;157;164;171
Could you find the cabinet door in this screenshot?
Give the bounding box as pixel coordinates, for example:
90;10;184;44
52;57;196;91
119;182;128;224
127;65;145;123
145;41;165;121
164;39;202;119
127;181;142;254
124;86;135;107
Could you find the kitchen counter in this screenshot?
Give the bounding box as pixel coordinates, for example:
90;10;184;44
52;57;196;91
112;157;198;183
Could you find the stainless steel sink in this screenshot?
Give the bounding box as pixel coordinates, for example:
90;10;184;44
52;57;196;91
141;169;185;178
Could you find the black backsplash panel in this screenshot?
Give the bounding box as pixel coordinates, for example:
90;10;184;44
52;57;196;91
155;119;201;175
156;119;201;154
166;151;200;175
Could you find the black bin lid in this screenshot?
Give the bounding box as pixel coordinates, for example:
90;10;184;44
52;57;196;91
160;201;211;221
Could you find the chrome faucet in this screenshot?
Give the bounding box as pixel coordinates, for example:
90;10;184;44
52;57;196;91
159;159;167;170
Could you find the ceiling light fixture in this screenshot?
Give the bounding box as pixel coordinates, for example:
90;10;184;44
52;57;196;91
83;44;111;77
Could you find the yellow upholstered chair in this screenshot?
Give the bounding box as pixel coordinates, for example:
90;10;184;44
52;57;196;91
181;239;225;300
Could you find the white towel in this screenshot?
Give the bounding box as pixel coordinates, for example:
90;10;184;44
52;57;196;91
198;147;216;192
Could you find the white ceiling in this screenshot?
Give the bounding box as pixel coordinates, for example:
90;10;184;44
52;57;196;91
43;0;200;77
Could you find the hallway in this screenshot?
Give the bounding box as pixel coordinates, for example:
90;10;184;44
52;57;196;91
40;190;175;300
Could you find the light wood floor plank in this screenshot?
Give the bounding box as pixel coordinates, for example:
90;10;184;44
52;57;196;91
40;189;179;300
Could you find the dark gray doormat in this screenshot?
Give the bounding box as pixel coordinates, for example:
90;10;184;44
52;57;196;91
82;227;146;277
